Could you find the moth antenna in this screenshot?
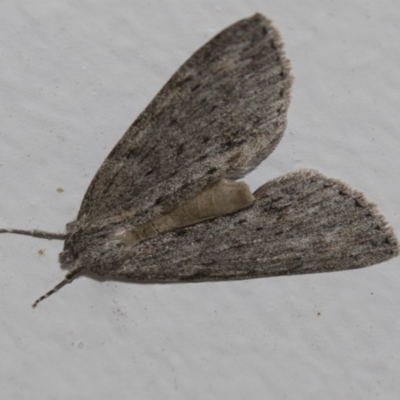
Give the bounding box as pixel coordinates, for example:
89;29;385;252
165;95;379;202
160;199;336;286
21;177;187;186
0;228;65;240
32;266;84;308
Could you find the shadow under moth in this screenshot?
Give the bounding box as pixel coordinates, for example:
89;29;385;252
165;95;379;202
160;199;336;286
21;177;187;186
1;13;398;307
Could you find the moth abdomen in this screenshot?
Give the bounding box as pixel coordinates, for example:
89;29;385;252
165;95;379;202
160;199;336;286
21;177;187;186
125;179;254;246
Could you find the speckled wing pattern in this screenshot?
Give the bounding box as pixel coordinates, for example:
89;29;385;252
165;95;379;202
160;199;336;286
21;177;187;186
113;170;399;281
77;14;292;227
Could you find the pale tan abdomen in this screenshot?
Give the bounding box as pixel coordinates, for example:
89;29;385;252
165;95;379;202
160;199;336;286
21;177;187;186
125;179;254;245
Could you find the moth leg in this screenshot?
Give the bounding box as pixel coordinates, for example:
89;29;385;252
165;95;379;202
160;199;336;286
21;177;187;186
32;266;84;308
0;228;65;240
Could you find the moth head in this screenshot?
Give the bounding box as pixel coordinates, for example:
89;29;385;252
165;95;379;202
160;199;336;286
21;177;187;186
59;233;79;269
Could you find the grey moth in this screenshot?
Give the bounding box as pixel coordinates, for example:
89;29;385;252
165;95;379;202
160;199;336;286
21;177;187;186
1;14;398;307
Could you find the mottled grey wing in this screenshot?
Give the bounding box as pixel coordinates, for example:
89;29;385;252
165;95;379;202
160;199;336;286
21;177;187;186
78;14;292;226
113;170;399;281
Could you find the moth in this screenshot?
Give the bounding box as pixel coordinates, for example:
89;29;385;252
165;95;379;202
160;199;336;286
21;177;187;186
1;14;398;307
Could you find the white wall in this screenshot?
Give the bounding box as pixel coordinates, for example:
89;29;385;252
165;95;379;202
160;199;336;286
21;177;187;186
1;1;399;399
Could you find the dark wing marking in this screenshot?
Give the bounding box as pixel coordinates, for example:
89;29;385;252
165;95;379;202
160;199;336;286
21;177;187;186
111;170;399;281
77;14;292;226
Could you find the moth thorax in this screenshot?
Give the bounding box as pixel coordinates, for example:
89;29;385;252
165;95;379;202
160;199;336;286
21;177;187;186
125;179;254;245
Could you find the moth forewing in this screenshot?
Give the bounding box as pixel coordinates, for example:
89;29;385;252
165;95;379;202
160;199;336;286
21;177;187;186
115;170;399;283
125;179;255;246
75;13;292;226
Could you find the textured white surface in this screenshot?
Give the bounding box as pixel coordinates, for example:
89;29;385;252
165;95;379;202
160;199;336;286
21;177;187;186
1;1;399;399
